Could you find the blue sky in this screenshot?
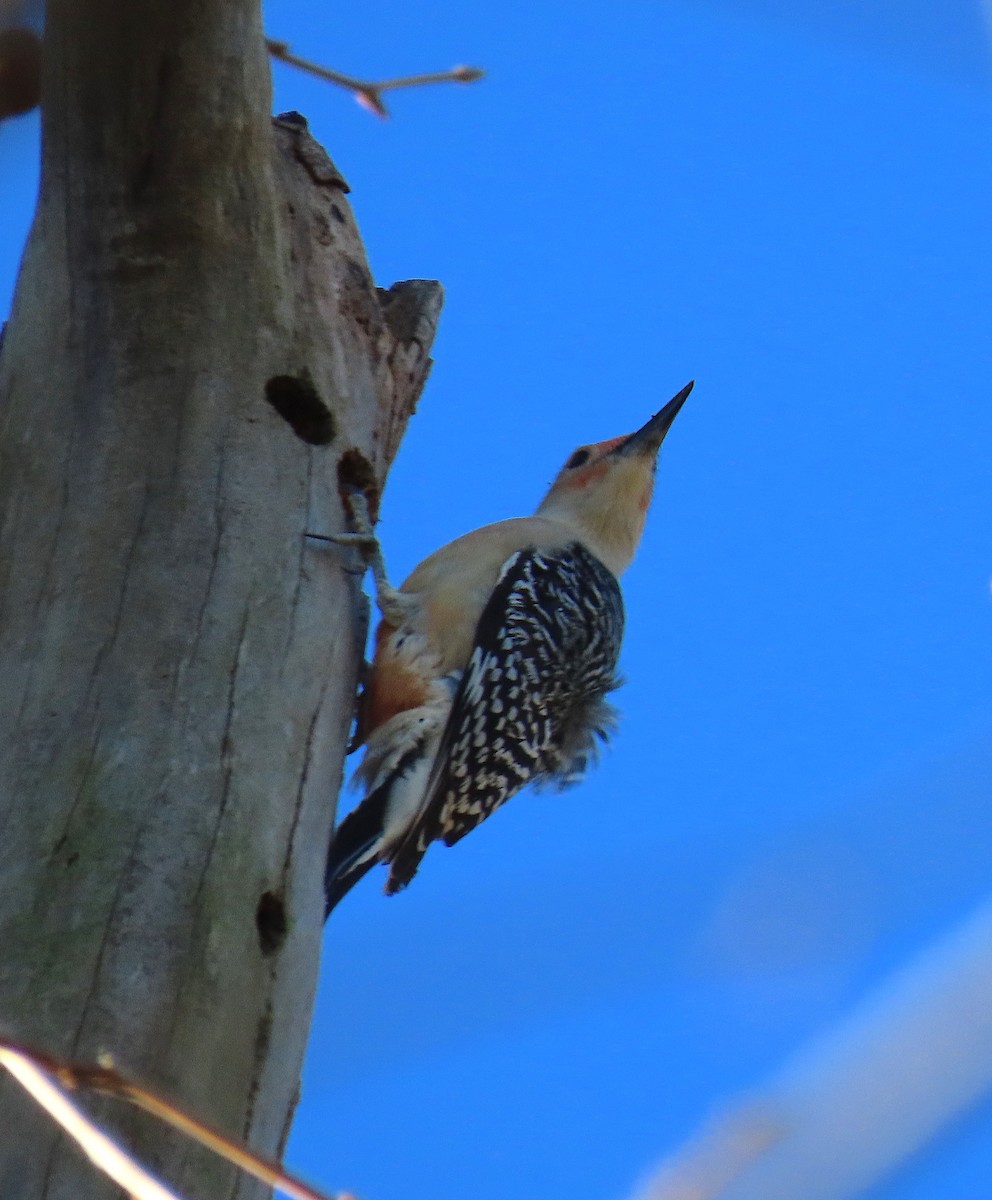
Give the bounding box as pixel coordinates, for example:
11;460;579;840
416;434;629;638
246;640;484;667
3;2;992;1198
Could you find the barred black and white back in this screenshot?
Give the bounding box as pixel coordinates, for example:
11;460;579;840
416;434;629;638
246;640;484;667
383;542;624;893
323;382;691;916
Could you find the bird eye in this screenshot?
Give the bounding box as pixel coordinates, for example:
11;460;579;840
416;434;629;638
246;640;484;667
565;449;590;469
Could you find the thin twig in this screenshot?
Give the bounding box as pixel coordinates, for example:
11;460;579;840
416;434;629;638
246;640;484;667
0;1044;186;1200
0;1035;351;1200
266;38;483;118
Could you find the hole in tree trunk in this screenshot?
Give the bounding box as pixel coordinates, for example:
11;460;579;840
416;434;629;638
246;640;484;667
256;891;288;956
337;448;377;502
265;374;336;445
0;28;42;119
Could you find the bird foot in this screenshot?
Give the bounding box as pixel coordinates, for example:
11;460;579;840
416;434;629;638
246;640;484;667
307;491;417;627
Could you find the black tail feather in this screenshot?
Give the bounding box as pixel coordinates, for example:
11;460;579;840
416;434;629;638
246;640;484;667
324;784;390;919
382;822;431;896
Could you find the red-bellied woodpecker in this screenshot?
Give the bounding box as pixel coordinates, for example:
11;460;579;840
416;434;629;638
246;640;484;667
322;381;693;915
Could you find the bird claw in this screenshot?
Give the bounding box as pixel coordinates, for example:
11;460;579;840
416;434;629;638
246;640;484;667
314;530;375;550
308;490;416;627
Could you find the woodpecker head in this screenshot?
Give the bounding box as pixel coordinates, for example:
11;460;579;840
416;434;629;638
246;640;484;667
535;380;693;575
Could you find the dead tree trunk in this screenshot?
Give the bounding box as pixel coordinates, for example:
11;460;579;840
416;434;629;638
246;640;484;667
0;2;440;1196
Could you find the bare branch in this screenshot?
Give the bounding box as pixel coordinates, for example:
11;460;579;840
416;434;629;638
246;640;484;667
628;896;992;1200
627;1106;786;1200
0;1036;353;1200
266;38;484;117
0;1044;185;1200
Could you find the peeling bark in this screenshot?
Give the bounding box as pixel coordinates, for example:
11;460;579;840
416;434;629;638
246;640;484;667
0;2;441;1197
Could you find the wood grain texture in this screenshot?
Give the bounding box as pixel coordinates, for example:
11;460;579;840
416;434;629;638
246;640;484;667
0;2;441;1196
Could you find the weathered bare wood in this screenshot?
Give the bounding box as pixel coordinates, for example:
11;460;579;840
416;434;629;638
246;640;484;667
0;2;441;1197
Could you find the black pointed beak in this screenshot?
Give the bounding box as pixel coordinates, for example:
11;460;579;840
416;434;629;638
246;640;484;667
616;380;694;457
